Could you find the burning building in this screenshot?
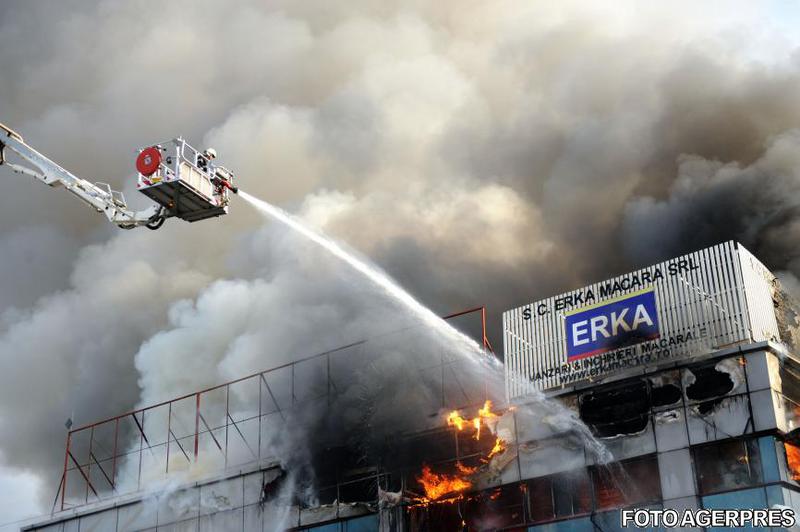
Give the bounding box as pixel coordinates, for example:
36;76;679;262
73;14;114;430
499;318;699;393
22;241;800;531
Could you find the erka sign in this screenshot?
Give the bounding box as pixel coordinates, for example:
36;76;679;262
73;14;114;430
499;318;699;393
564;288;660;361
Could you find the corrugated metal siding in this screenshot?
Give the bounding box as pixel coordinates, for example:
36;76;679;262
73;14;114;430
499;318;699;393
504;241;779;399
738;245;780;343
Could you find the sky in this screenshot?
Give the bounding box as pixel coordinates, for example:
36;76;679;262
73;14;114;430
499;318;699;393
1;0;800;528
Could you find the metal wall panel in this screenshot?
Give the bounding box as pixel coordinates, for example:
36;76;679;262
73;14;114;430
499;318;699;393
504;242;780;399
738;246;781;343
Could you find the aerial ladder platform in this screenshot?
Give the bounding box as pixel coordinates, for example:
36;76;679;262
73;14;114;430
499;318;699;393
0;122;238;230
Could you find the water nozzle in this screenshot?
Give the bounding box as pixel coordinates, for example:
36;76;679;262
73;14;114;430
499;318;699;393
214;177;238;194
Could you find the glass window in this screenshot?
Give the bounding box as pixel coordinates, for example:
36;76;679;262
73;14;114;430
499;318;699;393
701;487;768;532
758;437;780;483
343;514;378;532
529;469;592;523
590;455;661;510
527;516;595;532
693;438;763;495
593;505;662;532
306;524;340;532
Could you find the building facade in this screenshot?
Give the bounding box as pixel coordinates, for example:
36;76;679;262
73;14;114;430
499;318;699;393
25;242;800;531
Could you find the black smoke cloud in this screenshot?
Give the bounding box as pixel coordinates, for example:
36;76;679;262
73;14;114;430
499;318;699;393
624;130;800;266
1;0;800;515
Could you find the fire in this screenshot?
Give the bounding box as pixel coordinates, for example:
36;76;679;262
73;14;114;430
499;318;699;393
487;437;506;459
447;400;499;441
447;410;468;431
455;461;477;475
413;400;506;506
477;400;498;420
416;465;472;501
786;442;800;481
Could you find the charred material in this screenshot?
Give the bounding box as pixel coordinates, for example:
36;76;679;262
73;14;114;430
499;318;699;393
685;362;735;415
686;366;734;401
579;381;650;438
651;382;682;407
773;281;800;351
579;371;685;438
259;468;288;508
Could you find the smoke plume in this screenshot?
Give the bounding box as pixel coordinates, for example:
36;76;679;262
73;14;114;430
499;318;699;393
1;0;800;520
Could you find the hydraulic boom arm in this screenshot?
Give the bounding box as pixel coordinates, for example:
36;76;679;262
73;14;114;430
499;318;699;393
0;122;164;229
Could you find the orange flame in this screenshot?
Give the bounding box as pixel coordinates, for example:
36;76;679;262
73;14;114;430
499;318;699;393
415;400;506;506
416;465;472;501
478;400;498;420
487;437;506;459
447;400;498;441
447;411;468;430
786;442;800;481
455;461;477;475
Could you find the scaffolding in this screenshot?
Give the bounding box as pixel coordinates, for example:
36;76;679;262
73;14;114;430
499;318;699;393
54;307;494;512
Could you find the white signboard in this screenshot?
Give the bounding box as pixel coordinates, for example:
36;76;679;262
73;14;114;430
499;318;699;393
503;241;779;397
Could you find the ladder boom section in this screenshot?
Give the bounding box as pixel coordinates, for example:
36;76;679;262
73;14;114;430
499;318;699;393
0;122;162;228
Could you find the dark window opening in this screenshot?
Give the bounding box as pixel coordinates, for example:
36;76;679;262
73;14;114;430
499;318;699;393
260;468;288;504
528;469;592;523
338;476;376;504
337;447;372;481
686;364;734;402
406;501;463;531
312;447;343;487
316;485;338;506
381;472;402;494
463;483;525;529
693;438;763;495
311;445;378;505
385;428;456;471
590;455;661;510
579;381;649;438
651;383;682;407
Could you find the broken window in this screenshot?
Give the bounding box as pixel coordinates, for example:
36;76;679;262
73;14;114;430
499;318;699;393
338;476;377;504
388;428;457;471
579;381;650;438
463;482;526;529
311;446;376;505
590;455;661;510
693;438;763;495
685;365;734;401
651;382;682;407
313;447;340;487
685;361;737;414
528;469;592;522
649;371;683;408
406;501;463;531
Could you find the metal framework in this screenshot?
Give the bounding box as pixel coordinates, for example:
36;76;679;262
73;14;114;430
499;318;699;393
55;306;493;512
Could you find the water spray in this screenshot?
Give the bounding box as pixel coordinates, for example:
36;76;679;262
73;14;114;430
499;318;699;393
235;190;613;465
